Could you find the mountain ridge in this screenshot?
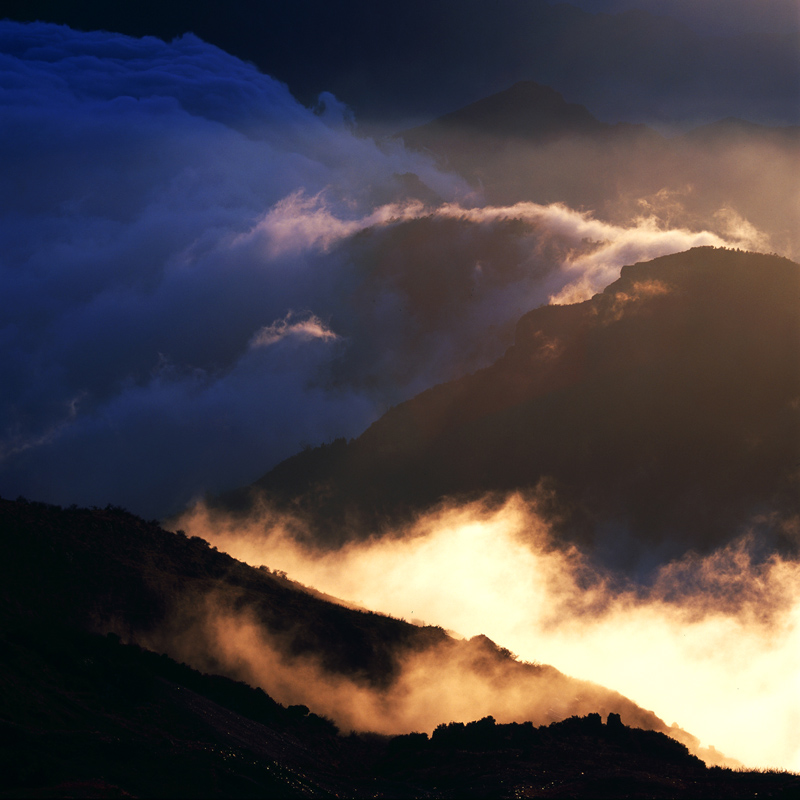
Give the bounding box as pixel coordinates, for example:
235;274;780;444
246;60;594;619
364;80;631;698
215;247;800;565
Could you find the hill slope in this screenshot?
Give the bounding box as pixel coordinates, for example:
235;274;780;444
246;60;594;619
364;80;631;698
218;248;800;567
3;498;800;795
0;497;687;734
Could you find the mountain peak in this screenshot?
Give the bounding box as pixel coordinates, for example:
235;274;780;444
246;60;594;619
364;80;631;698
401;80;607;146
230;248;800;564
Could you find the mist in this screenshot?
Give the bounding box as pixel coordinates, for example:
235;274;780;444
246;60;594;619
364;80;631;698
173;496;800;771
140;590;675;742
0;21;778;518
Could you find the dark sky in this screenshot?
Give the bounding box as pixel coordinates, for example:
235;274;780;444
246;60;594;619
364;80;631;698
566;0;799;36
0;3;797;517
3;0;799;128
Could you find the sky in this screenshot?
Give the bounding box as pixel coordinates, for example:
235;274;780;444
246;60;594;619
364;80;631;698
4;0;799;128
0;5;798;517
566;0;799;35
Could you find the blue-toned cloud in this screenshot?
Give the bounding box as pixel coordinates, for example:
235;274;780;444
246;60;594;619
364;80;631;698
0;23;466;513
0;22;773;517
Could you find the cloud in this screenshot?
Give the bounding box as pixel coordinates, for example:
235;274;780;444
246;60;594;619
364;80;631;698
140;592;682;750
600;278;671;322
250;311;339;348
0;22;466;514
0;21;777;517
173;495;800;771
236;189;429;257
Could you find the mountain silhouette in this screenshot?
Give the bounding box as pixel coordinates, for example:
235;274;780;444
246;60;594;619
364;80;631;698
218;248;800;568
397;81;661;209
400;81;617;146
0;497;686;726
2;495;766;794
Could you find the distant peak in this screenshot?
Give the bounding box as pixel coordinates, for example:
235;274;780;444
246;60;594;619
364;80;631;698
419;80;606;141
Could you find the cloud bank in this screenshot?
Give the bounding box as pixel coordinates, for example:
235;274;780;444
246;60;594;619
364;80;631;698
0;21;772;516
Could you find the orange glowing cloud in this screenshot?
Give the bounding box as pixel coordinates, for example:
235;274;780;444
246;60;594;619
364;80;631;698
174;495;800;771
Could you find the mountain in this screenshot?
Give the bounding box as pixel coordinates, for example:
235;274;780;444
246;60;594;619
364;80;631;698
216;248;800;568
397;81;663;210
400;81;623;147
5;497;800;796
0;497;698;730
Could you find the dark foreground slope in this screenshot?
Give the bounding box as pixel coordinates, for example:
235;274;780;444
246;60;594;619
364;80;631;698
6;631;800;800
0;498;686;736
2;498;799;797
219;248;800;566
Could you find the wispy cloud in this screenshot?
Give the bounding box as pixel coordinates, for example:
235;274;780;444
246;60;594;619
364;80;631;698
250;311;339;348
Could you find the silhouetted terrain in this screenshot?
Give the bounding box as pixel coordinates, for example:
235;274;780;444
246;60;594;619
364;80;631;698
2;497;799;797
401;82;626;146
0;498;686;738
218;248;800;568
0;498;444;686
2;6;799;794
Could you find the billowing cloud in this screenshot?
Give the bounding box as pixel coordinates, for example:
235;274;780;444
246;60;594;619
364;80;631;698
0;21;776;517
0;22;466;514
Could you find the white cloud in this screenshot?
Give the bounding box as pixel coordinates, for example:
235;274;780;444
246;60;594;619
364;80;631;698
250;311;339;348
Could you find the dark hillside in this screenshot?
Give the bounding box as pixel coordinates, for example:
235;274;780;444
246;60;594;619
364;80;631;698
0;498;446;685
0;497;685;733
219;248;800;566
1;503;799;795
6;627;799;798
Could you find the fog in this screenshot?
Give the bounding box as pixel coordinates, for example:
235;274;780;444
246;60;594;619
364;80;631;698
173;496;800;771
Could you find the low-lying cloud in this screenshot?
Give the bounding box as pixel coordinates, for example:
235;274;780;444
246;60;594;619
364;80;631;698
141;590;720;761
0;21;777;517
174;495;800;771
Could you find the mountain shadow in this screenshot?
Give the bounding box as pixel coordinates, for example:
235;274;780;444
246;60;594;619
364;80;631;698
215;248;800;570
